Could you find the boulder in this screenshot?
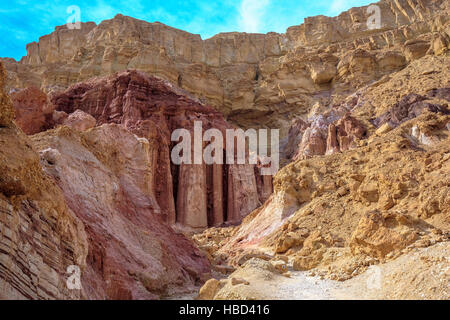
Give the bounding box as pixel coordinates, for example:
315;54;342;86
32;124;211;299
197;279;222;300
403;39;430;62
63;109;96;131
350;211;419;259
10;87;53;134
428;32;450;56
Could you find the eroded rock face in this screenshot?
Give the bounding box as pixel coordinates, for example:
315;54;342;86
287;104;367;160
32;125;210;299
403;40;430;62
284;118;310;160
0;64;14;127
196;106;450;287
373;91;450;128
0;61;88;300
326;114;367;155
3;0;448;136
350;211;419;259
48;70;269;228
428;32;450;55
62;109;96;131
10;87;54;135
2;60;213;300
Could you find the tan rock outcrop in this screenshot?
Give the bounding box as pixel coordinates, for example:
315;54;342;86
350;211;419;258
32;124;211;299
403;39;430;62
3;0;448;137
199;106;450;284
62;109;96;131
428;32;450;55
0;61;88;300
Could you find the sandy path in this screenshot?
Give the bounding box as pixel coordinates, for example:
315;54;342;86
239;242;449;300
169;242;448;300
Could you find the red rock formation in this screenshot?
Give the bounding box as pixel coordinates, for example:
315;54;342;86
63;109;96;131
1;61;211;300
10;87;54;134
255;158;274;204
293;116;329;160
32;124;210;299
326;114;367;155
284;118;310;160
0;61;88;300
287;104;367;160
50;70;269;228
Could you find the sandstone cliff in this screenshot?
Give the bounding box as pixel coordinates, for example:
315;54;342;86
3;0;449;138
1;0;449;301
13;70;270;229
0;61;88;299
194;53;450;299
1;61;213;299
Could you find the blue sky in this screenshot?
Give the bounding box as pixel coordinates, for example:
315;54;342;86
1;0;375;60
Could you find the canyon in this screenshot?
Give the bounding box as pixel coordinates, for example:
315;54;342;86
1;0;449;300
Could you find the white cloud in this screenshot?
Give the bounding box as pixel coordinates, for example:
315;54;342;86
328;0;347;16
238;0;270;33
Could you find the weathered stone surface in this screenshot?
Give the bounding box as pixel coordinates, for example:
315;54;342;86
10;87;53;135
0;62;14;127
200;107;449;288
0;61;88;300
49;70;267;228
286;106;366;160
62;109;96;131
255;161;274;205
428;32;450;55
350;211;419;258
284;118;310;160
403;39;430;62
1;60;214;300
3;0;448;137
326;114;367;155
295;118;328;160
373;92;449;128
32;124;211;299
197;278;222;300
376;51;406;72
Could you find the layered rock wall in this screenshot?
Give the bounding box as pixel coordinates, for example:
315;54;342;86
32;125;211;299
3;0;448;136
47;70;269;229
1;60;214;299
0;61;88;300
